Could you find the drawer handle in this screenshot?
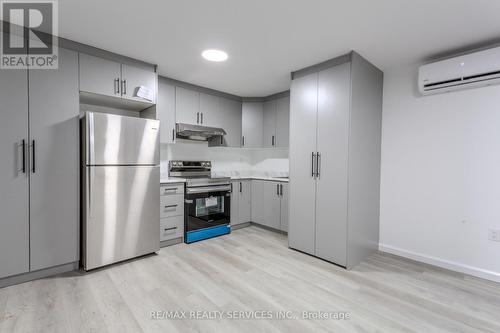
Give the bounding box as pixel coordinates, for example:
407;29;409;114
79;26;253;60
164;227;178;231
163;188;178;193
164;204;178;209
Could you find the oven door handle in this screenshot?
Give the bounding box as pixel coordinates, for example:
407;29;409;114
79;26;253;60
186;185;232;194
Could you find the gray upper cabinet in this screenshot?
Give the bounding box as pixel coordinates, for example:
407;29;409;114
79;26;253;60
261;96;290;149
199;92;219;127
121;64;157;103
175;87;200;125
0;62;29;279
241;102;263;148
263;100;277;148
29;47;80;271
79;53;156;104
157;79;176;144
79;53;121;98
275;96;290;148
288;52;383;269
217;98;242;147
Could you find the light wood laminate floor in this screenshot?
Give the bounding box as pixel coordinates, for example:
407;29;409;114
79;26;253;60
1;226;499;333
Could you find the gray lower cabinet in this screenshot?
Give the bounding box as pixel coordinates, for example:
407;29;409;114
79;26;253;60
251;180;288;231
280;183;289;232
250;180;264;224
288;52;383;269
241;102;264;148
0;63;29;279
263;100;277;148
158;79;176;144
231;180;251;225
0;46;80;279
29;48;80;271
160;183;184;242
262;181;281;229
239;181;252;223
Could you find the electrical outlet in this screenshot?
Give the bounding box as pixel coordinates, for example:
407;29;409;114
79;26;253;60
488;229;500;242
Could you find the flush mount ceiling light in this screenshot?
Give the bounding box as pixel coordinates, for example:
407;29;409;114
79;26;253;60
201;49;228;62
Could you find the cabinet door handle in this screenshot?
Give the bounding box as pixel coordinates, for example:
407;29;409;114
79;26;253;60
201;113;203;124
31;140;36;173
280;184;283;196
239;182;242;193
197;112;200;124
172;128;175;142
272;135;275;146
311;152;316;178
276;183;279;196
316;152;321;178
242;136;245;147
121;79;127;95
114;78;120;94
21;139;26;174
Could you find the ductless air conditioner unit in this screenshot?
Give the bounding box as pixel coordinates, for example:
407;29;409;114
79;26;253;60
418;46;500;95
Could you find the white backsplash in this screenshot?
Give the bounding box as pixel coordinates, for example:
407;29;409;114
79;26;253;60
161;142;289;179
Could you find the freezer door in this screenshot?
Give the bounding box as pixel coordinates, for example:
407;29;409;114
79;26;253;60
85;112;159;165
83;165;160;270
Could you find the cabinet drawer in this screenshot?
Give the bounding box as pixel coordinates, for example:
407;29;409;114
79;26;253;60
160;183;184;196
160;194;184;218
160;216;183;241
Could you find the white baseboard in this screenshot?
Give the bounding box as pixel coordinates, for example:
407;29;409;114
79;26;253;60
378;243;500;283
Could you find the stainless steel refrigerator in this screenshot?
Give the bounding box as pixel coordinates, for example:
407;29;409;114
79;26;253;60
81;112;160;270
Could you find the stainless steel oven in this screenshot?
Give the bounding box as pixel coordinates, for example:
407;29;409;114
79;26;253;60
169;161;231;243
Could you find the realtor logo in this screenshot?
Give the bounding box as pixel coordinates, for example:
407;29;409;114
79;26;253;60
1;0;58;68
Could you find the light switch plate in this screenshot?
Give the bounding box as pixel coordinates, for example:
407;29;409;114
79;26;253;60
488;229;500;242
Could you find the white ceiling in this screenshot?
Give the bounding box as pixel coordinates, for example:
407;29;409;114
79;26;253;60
59;0;500;97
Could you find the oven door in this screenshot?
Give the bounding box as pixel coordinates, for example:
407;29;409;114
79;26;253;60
184;185;231;243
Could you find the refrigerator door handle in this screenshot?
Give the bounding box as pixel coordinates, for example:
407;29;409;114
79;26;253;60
88;167;95;218
88;113;95;165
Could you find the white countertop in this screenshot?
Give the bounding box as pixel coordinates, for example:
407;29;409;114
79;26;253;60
160;177;187;184
161;171;289;184
230;176;289;183
160;176;288;184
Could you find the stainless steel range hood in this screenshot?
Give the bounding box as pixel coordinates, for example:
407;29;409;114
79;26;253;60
176;123;227;141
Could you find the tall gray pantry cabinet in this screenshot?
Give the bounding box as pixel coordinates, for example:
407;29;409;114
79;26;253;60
288;52;383;269
0;42;79;282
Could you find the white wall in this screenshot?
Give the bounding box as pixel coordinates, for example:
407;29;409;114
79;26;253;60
380;63;500;282
160;141;288;179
